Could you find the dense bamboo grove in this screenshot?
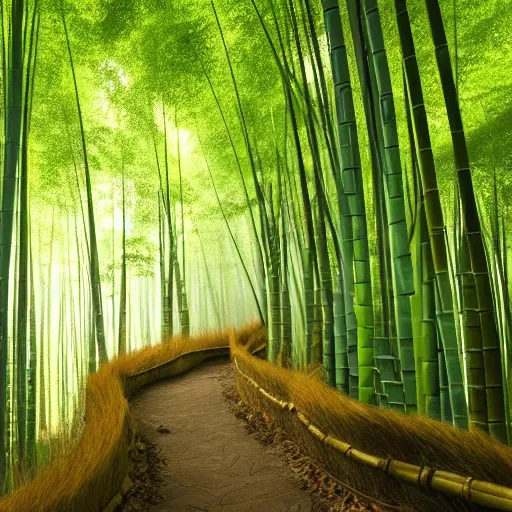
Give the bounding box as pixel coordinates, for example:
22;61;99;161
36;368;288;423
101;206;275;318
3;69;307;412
0;0;511;494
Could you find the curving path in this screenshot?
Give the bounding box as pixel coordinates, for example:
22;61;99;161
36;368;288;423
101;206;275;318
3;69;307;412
130;358;312;512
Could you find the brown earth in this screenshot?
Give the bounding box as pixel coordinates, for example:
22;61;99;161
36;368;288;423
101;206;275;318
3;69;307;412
125;359;394;512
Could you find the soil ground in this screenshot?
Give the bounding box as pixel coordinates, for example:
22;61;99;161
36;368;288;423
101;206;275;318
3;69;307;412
124;359;393;512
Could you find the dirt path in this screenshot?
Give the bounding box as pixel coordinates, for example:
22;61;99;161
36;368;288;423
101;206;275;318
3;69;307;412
129;359;312;512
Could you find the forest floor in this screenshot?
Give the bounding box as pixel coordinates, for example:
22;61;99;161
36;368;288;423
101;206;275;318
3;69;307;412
123;359;393;512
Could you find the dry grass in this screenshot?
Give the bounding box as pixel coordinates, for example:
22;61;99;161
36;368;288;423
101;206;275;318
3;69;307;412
4;321;508;512
0;322;261;512
231;330;512;512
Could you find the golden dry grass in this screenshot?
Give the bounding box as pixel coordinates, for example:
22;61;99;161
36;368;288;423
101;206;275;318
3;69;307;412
231;330;512;512
4;321;509;512
0;322;261;512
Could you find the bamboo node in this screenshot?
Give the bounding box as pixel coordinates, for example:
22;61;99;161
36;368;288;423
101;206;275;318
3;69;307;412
345;446;353;458
462;477;473;500
417;466;435;489
378;457;392;475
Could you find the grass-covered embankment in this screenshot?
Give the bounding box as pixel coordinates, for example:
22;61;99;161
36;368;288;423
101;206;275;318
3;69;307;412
0;323;261;512
4;321;512;512
231;329;512;512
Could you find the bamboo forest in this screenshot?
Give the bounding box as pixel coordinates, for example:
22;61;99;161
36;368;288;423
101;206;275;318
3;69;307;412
1;0;512;511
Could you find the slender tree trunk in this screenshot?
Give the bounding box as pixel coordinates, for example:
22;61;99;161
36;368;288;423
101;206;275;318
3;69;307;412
0;0;24;490
38;231;46;435
111;185;116;352
175;115;190;337
321;0;375;404
62;10;108;365
162;106;174;339
423;0;507;443
26;238;36;471
118;167;127;355
46;214;54;432
394;0;467;428
158;192;167;341
212;0;272;339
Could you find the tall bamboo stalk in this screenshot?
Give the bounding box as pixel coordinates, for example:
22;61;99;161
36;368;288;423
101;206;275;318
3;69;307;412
118;167;127;355
158;192;166;341
394;0;467;428
0;0;24;490
175;114;189;337
197;55;267;324
62;10;108;364
403;78;442;420
321;0;375;403
26;236;36;471
423;0;507;443
162;106;174;339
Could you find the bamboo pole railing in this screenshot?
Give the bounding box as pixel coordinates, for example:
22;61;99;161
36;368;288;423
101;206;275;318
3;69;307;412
232;357;512;511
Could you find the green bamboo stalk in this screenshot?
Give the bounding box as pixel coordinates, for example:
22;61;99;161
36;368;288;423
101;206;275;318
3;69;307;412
62;9;108;365
265;189;282;363
143;278;151;344
26;236;36;472
301;0;339;178
111;185;116;352
287;0;335;375
212;0;273;346
127;289;131;352
218;258;226;330
74;217;87;385
490;186;512;439
333;268;349;393
158;192;166;341
66;214;81;397
9;160;21;484
63;111;91;270
279;207;292;368
424;0;507;443
403;79;441;420
118;166;127;355
0;0;24;490
314;199;335;386
175;114;190;337
321;0;375;403
37;230;46;436
61;273;68;424
280;62;318;368
346;0;393;355
274;150;291;367
15;4;37;472
251;0;315;369
15;0;38;470
355;0;416;411
138;278;145;345
162;105;174;338
394;0;467;428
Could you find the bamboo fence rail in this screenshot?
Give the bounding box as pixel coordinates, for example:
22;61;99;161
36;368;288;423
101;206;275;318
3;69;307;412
233;357;512;511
